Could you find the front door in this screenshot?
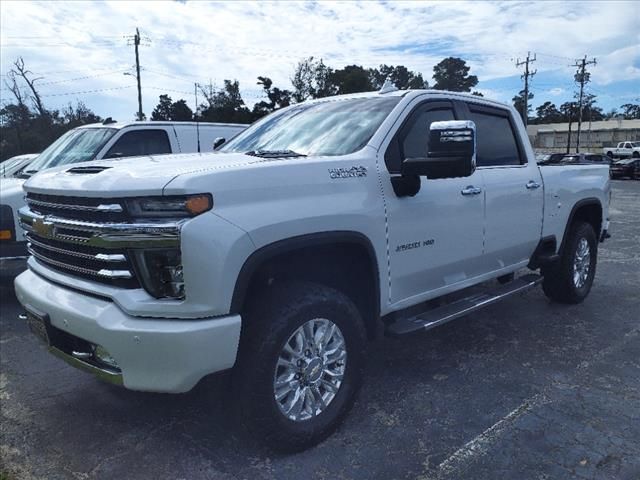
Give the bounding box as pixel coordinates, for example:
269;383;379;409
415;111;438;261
380;100;486;306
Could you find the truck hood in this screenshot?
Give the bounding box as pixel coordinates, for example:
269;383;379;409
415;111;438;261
22;152;256;197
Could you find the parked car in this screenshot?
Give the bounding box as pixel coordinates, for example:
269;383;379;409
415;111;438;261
14;89;610;451
537;152;566;165
0;120;247;279
0;153;39;178
603;141;640;159
610;158;640;179
561;153;610;164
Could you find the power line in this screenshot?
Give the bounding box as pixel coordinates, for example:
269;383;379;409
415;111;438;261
40;85;135;97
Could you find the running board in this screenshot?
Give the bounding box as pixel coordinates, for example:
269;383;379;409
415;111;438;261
386;274;543;336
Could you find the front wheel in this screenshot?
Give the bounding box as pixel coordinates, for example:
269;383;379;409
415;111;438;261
232;281;367;452
542;221;597;304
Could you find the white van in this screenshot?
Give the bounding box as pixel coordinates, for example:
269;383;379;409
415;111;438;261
0;120;247;278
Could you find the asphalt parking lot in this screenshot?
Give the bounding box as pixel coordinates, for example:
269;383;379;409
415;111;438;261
1;180;639;480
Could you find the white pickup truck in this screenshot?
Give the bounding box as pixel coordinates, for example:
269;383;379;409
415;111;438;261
14;89;611;451
603;141;640;159
0;120;246;278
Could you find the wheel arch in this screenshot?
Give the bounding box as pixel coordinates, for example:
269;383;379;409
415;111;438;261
230;231;381;339
559;198;602;254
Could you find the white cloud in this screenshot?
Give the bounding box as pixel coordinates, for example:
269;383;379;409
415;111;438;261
1;0;637;120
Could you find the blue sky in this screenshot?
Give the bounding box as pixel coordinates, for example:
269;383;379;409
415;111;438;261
1;0;638;122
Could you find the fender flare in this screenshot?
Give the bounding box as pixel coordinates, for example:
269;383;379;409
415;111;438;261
230;231;380;315
559;197;602;254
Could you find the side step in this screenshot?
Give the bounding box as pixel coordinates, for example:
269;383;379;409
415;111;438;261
386;273;543;336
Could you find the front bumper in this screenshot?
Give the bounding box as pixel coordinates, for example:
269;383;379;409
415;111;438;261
15;269;241;393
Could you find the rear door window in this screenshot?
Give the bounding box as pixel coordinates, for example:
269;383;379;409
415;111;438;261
467;106;522;167
104;129;172;159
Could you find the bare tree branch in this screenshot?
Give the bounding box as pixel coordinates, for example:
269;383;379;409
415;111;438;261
3;72;27;107
12;57;47;116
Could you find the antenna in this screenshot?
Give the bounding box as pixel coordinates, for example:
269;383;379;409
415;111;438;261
194;82;201;153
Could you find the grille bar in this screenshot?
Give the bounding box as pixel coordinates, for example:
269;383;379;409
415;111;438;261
27;244;133;279
28;198;123;213
26;234;126;263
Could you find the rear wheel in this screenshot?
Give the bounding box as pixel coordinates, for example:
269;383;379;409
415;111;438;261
606;151;613;158
232;281;367;452
542;221;597;304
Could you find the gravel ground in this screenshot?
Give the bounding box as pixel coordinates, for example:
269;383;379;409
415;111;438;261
1;180;639;480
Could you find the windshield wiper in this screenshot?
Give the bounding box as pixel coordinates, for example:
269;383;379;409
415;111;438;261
246;149;306;158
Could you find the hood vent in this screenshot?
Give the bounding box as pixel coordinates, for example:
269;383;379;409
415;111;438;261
66;165;112;174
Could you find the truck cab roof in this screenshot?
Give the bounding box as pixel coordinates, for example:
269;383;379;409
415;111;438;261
75;120;249;130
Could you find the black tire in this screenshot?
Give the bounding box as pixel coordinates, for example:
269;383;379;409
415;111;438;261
633;151;640;158
232;280;367;452
606;151;613;158
542;221;597;304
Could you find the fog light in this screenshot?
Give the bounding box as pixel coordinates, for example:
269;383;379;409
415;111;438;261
0;229;12;241
94;345;118;369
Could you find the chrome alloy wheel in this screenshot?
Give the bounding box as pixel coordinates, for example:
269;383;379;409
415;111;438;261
273;318;347;422
573;237;591;288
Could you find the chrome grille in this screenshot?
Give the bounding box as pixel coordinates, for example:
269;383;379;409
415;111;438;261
26;193;127;223
20;194;182;289
26;233;137;288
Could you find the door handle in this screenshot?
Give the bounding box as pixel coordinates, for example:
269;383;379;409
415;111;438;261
461;186;482;196
526;180;541;190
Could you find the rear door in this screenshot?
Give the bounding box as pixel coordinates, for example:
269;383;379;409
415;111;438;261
463;102;543;271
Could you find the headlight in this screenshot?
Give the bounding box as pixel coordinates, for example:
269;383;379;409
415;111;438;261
132;248;184;299
127;194;212;219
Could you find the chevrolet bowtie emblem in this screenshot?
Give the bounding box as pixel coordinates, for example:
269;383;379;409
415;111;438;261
33;217;54;237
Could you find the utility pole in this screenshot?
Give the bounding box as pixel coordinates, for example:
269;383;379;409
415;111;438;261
134;28;143;121
573;55;597;153
516;52;536;127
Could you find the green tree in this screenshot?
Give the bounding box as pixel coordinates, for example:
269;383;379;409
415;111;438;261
512;89;534;123
432;57;478;92
291;57;335;102
252;76;292;119
581;94;604;122
559;101;579;153
62;101;102;128
620;103;640;119
535;101;563;124
170;99;193;121
150;95;193;121
150;94;173;121
369;64;428;90
199;80;252;124
330;65;375;95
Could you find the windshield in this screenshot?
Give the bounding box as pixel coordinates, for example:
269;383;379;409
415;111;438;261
632;142;640;147
26;127;117;173
220;97;401;156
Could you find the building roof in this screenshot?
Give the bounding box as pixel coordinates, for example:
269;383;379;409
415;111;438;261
527;119;640;135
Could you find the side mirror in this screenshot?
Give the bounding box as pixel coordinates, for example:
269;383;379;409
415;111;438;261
401;120;476;179
213;137;226;150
